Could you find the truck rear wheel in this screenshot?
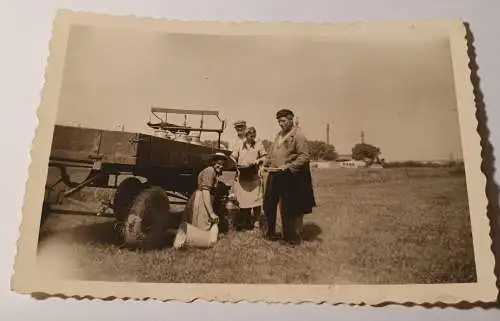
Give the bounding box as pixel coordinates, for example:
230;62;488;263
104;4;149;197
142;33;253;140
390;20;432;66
113;177;145;222
121;186;171;250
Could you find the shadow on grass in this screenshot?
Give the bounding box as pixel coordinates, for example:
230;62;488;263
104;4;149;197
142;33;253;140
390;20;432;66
38;220;123;247
302;222;323;242
37;210;187;250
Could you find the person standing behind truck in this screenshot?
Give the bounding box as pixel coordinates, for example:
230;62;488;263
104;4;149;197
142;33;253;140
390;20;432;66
226;119;247;213
231;126;267;231
228;120;247;156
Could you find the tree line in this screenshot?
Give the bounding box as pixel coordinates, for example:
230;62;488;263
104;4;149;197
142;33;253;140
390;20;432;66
200;138;463;169
201;139;384;163
201;139;339;161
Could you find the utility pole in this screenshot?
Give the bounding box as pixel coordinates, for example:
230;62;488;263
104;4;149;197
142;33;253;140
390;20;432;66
326;123;330;145
361;130;365;144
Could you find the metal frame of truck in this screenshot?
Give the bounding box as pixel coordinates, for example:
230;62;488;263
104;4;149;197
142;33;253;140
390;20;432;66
42;107;233;249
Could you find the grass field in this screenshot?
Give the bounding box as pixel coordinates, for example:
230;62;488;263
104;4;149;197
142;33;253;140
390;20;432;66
36;166;477;285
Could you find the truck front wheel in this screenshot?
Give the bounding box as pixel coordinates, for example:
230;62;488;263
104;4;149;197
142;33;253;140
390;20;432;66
113;177;146;222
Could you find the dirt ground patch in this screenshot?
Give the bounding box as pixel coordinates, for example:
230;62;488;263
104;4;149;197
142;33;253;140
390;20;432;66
36;167;477;285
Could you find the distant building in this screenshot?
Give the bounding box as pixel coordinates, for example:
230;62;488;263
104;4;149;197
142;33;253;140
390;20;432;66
340;160;367;168
311;161;334;169
335;153;352;162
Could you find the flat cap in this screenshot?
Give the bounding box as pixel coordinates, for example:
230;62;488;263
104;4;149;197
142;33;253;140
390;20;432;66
233;120;247;127
276;109;294;119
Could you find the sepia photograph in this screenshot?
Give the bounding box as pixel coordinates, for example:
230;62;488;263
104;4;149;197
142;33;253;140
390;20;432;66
11;10;496;304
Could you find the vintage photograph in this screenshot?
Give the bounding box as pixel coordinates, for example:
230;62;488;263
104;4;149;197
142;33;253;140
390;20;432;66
11;11;497;304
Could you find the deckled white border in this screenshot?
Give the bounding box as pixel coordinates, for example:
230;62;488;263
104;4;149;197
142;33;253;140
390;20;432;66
10;10;497;305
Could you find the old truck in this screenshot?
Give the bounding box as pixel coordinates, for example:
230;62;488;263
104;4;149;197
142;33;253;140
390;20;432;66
41;107;234;249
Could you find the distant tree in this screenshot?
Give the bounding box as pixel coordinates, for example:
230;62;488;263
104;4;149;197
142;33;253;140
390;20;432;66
259;139;337;161
351;143;381;162
308;141;323;161
307;140;338;161
321;143;338;161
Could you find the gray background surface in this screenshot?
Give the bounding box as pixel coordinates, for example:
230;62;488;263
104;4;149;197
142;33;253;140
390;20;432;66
0;0;499;319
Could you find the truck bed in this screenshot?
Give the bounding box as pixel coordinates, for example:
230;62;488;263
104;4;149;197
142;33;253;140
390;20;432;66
49;125;230;170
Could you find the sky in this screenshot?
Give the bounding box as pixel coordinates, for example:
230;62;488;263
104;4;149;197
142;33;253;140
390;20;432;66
55;24;464;162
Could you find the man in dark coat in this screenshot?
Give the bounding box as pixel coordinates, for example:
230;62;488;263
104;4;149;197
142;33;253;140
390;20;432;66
262;109;316;245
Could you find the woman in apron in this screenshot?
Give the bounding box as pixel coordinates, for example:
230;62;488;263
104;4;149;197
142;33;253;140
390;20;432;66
231;126;267;231
173;152;229;249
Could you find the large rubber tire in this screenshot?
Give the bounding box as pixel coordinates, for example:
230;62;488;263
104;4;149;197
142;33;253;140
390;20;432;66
121;186;171;250
113;177;146;222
